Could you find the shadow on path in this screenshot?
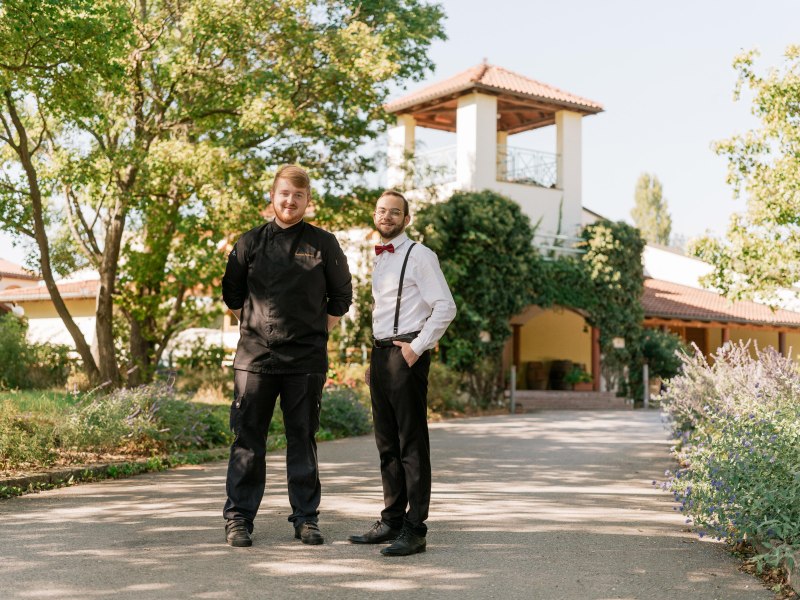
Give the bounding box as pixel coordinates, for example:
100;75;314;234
0;411;773;599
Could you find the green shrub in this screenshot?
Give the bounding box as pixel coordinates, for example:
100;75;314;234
319;386;371;438
660;343;800;570
641;329;686;380
0;401;57;469
0;314;74;390
427;361;466;413
0;314;30;389
173;339;226;371
61;383;232;453
27;342;73;389
413;191;539;404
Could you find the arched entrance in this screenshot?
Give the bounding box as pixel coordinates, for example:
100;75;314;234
504;304;601;392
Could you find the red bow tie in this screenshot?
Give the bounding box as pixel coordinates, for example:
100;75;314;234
375;243;395;255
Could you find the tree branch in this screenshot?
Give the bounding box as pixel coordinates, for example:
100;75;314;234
65;184;102;260
0;109;18;149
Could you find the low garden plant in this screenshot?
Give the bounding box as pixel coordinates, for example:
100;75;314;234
659;342;800;572
0;314;73;390
0;370;378;474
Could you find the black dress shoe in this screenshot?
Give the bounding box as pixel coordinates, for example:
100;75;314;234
348;520;401;544
225;520;252;547
380;528;426;556
294;521;324;545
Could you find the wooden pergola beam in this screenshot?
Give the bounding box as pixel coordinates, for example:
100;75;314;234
644;317;800;334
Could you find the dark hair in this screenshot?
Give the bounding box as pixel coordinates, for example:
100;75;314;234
378;190;409;217
271;165;311;196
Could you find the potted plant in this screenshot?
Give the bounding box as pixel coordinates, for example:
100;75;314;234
564;365;593;391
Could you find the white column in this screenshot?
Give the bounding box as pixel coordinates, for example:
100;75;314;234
496;130;508;181
386;114;416;189
456;93;498;190
556;110;583;234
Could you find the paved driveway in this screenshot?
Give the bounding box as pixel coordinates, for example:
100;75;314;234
0;411;774;599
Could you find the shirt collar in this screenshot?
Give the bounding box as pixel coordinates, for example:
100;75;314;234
381;232;409;250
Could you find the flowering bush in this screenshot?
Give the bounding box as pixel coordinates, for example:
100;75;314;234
660;342;800;570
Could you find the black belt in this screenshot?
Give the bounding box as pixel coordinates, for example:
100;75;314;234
373;331;420;348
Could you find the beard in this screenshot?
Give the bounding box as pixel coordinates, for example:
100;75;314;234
377;221;405;240
275;204;304;226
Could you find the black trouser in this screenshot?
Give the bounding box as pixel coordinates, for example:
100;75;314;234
369;346;431;536
223;369;325;530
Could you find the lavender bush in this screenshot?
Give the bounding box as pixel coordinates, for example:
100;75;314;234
660;342;800;570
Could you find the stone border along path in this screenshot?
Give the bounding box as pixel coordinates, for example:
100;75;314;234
0;411;777;599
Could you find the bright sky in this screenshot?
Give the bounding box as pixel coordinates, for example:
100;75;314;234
2;1;798;266
409;0;799;244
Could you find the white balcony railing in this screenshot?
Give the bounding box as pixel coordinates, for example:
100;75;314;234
402;144;560;189
497;145;559;188
411;145;457;187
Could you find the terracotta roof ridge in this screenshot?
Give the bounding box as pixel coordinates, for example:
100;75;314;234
472;60;491;82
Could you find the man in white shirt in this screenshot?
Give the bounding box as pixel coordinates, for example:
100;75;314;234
348;190;456;556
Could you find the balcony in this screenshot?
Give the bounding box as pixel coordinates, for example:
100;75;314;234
497;145;559;188
408;144;560;189
411;145;457;187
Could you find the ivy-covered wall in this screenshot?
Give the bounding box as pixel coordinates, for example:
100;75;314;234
531;220;646;395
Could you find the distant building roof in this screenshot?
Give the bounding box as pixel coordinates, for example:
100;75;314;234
385;62;603;134
643;278;800;330
0;279;98;302
0;258;39;280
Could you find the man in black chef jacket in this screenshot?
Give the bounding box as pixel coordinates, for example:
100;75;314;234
221;165;352;547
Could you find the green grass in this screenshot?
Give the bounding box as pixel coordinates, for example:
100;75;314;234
0;389;81;415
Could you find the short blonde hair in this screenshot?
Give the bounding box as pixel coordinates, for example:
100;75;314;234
271;165;311;196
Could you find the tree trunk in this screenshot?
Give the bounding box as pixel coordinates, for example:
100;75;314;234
95;193;128;387
127;316;155;386
4;90;101;383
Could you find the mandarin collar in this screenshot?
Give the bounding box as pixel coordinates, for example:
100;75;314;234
270;219;305;234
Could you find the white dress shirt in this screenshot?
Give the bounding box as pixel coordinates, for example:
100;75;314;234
372;233;457;356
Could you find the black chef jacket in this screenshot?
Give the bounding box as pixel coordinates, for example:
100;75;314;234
222;219;352;374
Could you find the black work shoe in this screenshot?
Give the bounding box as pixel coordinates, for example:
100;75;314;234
348;520;401;544
381;528;426;556
225;520;252;547
294;521;324;545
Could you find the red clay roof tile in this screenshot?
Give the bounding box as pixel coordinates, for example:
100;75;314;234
643;278;800;328
0;279;98;302
385;63;604;114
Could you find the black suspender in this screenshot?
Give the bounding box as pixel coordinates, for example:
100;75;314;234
393;242;416;335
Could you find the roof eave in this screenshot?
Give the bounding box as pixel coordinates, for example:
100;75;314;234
472;83;604;114
385;81;478;114
644;312;800;330
0;291;94;303
386;82;604;116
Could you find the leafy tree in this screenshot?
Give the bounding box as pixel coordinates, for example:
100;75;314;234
0;0;130;383
693;47;800;303
640;328;686;380
631;173;671;245
413;190;539;406
0;0;446;385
